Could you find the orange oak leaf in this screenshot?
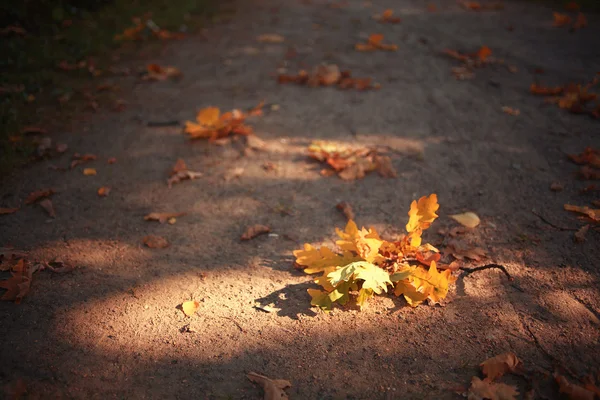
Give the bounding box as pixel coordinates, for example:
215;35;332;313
564;204;600;221
374;9;401;24
480;352;521;381
569;147;600;168
0;259;36;304
70;153;97;169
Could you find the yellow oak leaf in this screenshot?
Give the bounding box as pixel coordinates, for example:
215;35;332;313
394;261;454;306
197;107;221;126
307;288;333;310
335;220;384;263
406;194;439;233
293;243;359;274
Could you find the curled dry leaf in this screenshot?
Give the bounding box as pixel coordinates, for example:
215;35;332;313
502;106;520;116
550;182;564;192
257;33;285;43
98;186;111;197
182;300;200;317
25;188;55;204
480;352;521;381
83;168;97;176
241;224;271;240
39;198;56;218
449;212;481;228
144;212;186;223
0;207;19;215
555;374;595;400
564;204;599;222
355;33;398;52
143;64;182;81
143;235;170;248
574;224;589;243
468;377;518;400
336;202;355;221
247;372;291;400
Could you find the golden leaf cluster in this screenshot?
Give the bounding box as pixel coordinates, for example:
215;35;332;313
293;194;456;310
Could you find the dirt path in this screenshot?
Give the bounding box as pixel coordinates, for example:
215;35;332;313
1;0;600;398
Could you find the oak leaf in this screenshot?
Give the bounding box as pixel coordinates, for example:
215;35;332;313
25;189;55;204
184;103;262;141
446;239;487;261
480;352;521;381
247;372;291;400
167;159;202;188
468;377;518;400
144;212;186;223
355;33;398;52
394;262;455;306
70;153;97;169
0;259;35;304
182;300;200;317
293;243;359;274
569;147;600;168
450;212;481;228
555;374;594;400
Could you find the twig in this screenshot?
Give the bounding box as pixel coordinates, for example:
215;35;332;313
221;316;246;333
531;210;578;231
460;263;513;281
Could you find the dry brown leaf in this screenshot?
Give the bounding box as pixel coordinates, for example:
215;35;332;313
502;106;520;116
39;198;56;218
449;212;481;228
25;188;55;204
70;153;97;168
144;212;186;223
247;372;291;400
336;202;355;220
446;239;486;261
580;166;600;180
168;171;203;188
0;259;37;304
569;147;600;168
374;155;397;178
241;224;271;240
257;33;285;43
143;64;182;81
182;300;200;317
468;376;519;400
143;235;170;248
0;207;19;215
374;9;401;23
553;12;573;27
83;168;97;176
550;182;564;192
574;224;589;243
98;186;111;197
555;374;595;400
355;33;398;52
480;352;521;381
564;204;600;221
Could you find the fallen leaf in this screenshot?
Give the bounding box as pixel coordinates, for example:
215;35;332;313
468;376;519;400
446;239;487;261
0;207;19;215
555;374;595;400
241;225;271;240
39;199;56;218
83;168;97;176
70;153;97;168
355;33;398;52
550;182;564;192
574;224;589;242
182;300;200;316
336;202;355;220
254;304;277;313
168;217;177;224
553;12;573;27
25;189;55;204
565;1;580;10
168;170;203;187
580;166;600;180
246;135;267;150
477;45;492;62
257;33;285;43
564;204;600;221
143;64;182;81
184;103;263;141
480;352;521;381
569;147;600;168
247;372;291;400
0;259;36;303
374;9;401;23
502;106;520;116
449;212;481;228
530;83;564;95
107;157;117;164
98;187;111;197
143;235;170;248
375;155;397;178
224;167;245;181
278;65;375;90
144;212;186;223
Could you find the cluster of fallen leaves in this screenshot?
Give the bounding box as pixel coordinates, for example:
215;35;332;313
308;140;396;180
278;64;378;90
443;45;500;80
466;352;600;400
530;75;599;118
0;249;74;303
184;102;264;141
294;194;457;310
114;15;185;41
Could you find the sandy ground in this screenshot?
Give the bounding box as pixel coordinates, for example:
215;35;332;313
1;0;600;398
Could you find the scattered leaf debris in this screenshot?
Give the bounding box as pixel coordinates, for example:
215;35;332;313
278;64;377;90
39;198;56;218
